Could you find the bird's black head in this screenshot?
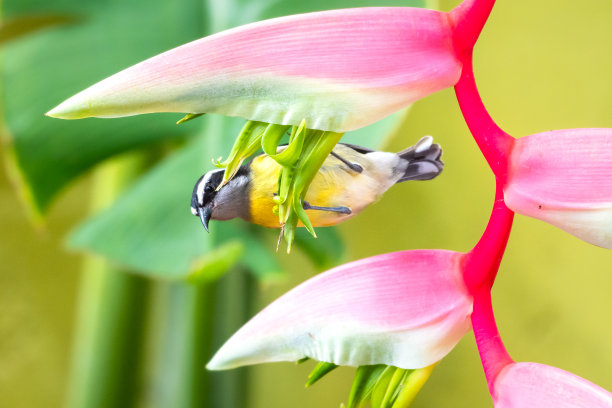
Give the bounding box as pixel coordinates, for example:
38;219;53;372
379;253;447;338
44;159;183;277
191;169;225;232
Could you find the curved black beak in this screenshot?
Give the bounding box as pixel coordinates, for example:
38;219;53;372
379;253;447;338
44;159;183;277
199;206;212;233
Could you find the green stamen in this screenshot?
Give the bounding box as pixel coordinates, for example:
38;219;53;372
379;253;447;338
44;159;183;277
344;364;436;408
371;366;397;407
380;367;408;407
347;365;388;408
261;122;300;166
214;121;268;188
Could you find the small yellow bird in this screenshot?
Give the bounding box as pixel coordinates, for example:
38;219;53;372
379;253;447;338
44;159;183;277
191;136;443;231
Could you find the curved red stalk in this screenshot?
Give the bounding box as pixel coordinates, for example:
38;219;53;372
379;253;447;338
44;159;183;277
464;183;515;392
451;0;515;181
471;287;514;393
454;56;515;181
450;0;497;58
464;182;514;292
451;0;517;392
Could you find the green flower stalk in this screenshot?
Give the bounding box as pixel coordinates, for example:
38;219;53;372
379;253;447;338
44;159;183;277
306;362;436;408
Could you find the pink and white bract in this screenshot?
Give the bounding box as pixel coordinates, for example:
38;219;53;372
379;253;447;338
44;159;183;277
504;128;612;249
207;250;472;370
47;7;462;132
493;363;612;408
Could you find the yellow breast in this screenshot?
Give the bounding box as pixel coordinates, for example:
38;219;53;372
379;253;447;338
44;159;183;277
248;155;283;228
248;145;392;228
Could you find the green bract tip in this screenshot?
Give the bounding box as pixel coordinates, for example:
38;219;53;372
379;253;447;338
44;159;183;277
176;112;205;124
306;361;339;387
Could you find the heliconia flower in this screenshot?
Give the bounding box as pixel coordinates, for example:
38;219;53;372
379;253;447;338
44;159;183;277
493;362;612;407
44;2;495;132
503;128;612;249
207;250;473;370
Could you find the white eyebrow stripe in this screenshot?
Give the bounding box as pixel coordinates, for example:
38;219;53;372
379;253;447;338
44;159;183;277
196;172;211;205
196;169;223;205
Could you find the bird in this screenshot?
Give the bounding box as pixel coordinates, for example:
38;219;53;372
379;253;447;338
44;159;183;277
191;136;443;232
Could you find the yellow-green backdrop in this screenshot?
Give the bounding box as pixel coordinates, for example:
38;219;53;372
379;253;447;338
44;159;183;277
1;0;611;407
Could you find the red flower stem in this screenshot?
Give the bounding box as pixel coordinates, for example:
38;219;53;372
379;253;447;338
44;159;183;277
454;55;515;181
458;44;516;384
464;183;515;392
472;287;514;393
450;0;496;57
451;0;515;181
464;182;514;292
450;0;516;395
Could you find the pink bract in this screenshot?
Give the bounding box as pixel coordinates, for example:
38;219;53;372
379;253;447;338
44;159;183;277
504;128;612;248
207;250;472;370
494;362;612;408
47;7;461;132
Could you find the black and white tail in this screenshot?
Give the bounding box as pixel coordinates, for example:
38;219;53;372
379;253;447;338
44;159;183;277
397;136;444;182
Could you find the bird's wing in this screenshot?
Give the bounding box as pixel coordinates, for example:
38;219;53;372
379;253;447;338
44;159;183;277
275;142;375;155
336;143;376;154
320;144;377;174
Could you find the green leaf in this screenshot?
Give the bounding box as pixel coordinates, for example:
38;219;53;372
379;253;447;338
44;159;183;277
0;14;79;45
2;0;205;214
68;117;284;280
239;229;285;283
293;226;345;270
380;368;411;407
245;0;430;23
347;364;435;408
371;367;397;408
186;241;245;285
306;361;339;387
67;136;215;278
347;365;388;408
391;365;436;408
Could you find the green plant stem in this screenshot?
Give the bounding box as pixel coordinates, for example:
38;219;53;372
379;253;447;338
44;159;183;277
151;282;215;408
66;154;151;408
150;264;254;408
209;267;254;408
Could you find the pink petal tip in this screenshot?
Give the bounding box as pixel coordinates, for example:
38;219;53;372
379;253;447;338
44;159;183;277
494;362;612;407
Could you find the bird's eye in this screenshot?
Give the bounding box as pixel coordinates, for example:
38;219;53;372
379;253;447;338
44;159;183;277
205;185;214;193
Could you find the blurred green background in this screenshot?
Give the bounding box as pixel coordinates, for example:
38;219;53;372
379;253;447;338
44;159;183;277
1;0;611;407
